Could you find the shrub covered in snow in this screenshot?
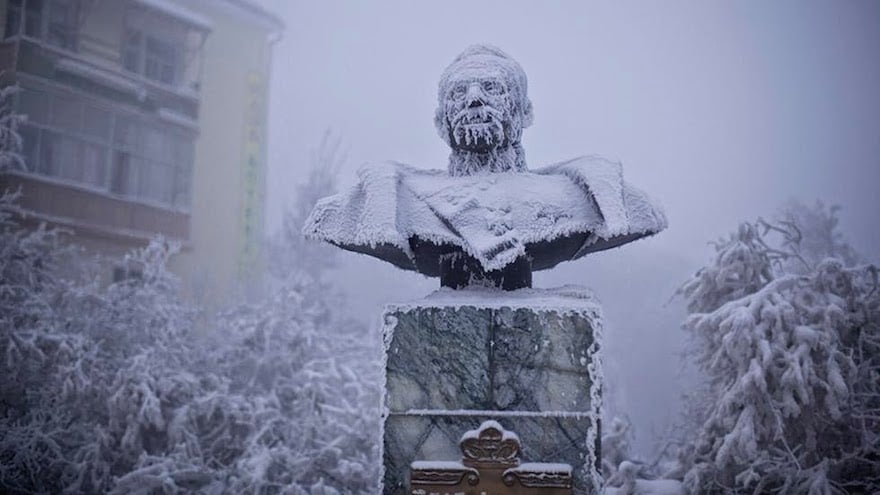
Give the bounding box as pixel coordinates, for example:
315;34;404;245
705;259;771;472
677;202;880;493
0;112;380;493
601;416;635;481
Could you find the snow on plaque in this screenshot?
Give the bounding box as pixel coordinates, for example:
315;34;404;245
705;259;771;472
409;420;573;494
303;44;666;290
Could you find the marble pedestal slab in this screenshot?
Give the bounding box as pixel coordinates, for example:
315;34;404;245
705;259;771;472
381;286;603;495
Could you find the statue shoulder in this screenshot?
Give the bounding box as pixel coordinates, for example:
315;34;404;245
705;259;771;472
355;160;444;183
534;154;622;176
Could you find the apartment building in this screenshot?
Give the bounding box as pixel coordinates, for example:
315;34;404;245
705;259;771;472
0;0;282;302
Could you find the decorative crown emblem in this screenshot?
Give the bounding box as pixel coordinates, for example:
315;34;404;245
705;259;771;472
460;420;521;468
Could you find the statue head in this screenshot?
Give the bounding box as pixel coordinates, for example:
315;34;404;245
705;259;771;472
435;45;534;171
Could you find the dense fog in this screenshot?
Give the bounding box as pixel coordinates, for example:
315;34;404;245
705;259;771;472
259;0;880;457
2;1;878;493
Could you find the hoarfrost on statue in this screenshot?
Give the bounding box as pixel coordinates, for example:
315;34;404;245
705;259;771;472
303;44;667;290
435;44;532;176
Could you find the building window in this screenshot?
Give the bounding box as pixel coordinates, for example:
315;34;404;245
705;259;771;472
109;116;193;208
46;0;79;50
122;8;189;86
4;0;23;38
3;0;80;51
123;27;181;85
24;0;42;38
121;30;142;73
16;86;194;211
144;36;177;85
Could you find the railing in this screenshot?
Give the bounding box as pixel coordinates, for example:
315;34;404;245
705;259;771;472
0;171;190;243
2;35;201;111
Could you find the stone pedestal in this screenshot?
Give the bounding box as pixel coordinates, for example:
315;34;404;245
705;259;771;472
381;286;603;495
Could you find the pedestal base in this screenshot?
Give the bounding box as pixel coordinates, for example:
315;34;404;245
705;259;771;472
381;286;603;494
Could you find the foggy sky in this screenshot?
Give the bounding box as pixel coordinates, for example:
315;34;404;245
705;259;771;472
256;0;880;456
263;0;880;256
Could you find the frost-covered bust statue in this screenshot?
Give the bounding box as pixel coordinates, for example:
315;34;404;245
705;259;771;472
436;44;532;176
304;45;666;290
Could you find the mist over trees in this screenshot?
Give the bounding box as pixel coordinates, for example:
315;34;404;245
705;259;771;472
0;91;379;493
3;80;879;493
671;202;880;493
601;203;880;494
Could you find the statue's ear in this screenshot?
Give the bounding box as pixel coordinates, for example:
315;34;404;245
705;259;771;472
434;106;450;143
521;99;534;128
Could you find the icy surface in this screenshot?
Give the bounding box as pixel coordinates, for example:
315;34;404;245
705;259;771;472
409;460;468;470
304;156;667;273
459;420;520;443
387;285;600;312
403;409;594;418
513;463;573;474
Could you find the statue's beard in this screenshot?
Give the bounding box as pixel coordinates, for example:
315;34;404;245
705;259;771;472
449;106;507;153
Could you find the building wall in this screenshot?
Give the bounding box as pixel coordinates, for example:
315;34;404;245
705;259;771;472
170;1;274;304
1;0;280;304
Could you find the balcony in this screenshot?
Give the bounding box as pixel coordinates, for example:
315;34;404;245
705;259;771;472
0;0;206;244
1;0;208;120
1;171;190;243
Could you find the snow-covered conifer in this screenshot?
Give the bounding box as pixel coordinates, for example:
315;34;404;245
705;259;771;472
677;203;880;493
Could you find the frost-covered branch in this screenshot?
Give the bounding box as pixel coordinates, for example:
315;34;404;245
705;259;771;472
674;202;880;493
1;130;381;493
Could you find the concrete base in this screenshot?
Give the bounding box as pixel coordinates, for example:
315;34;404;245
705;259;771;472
381;286;603;494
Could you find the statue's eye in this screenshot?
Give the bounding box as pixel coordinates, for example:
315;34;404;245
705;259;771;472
451;84;467;100
482;80;504;95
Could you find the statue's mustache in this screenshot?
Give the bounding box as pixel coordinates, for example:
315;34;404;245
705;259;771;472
451;105;504;128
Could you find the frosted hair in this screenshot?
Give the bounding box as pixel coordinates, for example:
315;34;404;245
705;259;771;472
435;44;534;138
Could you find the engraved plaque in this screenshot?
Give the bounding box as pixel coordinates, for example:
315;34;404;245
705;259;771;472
410;420;573;495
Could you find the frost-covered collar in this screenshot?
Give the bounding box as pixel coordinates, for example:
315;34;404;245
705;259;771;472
448;142;527;176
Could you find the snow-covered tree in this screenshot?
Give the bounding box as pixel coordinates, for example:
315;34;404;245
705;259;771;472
0;219;199;492
231;129;380;492
207;274;380;493
774;199;860;274
268;129;347;282
1;99;380;493
0;84;24;171
677;202;880;494
602;416;635;480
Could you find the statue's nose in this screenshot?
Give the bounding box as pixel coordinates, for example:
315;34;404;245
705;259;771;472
466;84;485;108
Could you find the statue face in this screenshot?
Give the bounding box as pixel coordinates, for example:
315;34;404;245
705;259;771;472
436;46;533;155
442;66;515;153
